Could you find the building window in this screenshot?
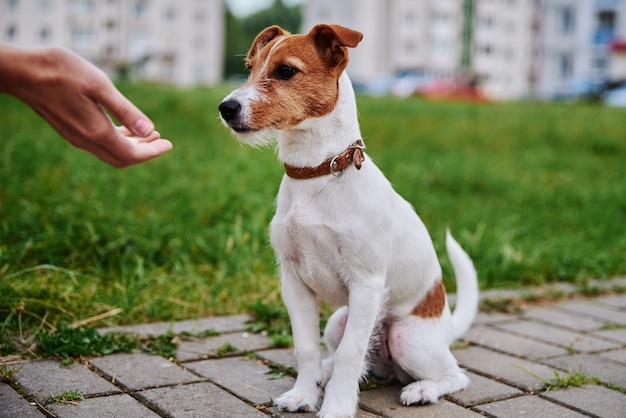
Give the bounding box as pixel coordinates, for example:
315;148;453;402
404;40;417;55
164;7;176;21
39;27;51;41
135;0;147;18
558;54;573;79
70;0;94;13
104;45;115;57
6;25;17;40
595;11;615;44
38;0;51;13
71;27;95;42
405;11;417;25
559;6;575;34
593;56;606;72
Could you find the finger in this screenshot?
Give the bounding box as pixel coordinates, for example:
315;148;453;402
110;128;173;165
90;77;155;137
84;137;173;168
135;130;162;143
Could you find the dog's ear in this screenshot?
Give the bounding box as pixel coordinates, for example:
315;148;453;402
246;26;289;67
309;24;363;70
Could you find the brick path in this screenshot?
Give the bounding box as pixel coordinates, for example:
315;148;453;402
2;288;626;417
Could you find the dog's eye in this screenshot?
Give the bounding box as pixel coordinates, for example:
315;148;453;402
274;65;298;80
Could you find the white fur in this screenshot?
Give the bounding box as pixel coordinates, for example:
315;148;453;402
221;71;479;418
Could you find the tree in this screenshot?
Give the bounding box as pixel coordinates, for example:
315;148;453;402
224;0;302;78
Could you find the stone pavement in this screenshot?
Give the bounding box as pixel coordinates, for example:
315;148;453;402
2;290;626;417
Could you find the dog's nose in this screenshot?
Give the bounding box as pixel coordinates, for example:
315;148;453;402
219;99;241;122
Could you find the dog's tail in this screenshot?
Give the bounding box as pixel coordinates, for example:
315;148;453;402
446;230;479;341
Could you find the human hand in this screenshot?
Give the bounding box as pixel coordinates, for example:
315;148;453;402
0;46;173;167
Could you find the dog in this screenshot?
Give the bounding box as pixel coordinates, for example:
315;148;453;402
219;24;479;418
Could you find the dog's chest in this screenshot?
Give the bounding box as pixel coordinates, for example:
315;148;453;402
270;201;350;305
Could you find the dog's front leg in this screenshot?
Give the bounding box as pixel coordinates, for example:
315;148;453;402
318;278;385;418
275;273;322;412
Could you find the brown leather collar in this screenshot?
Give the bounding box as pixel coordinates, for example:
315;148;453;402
284;140;366;179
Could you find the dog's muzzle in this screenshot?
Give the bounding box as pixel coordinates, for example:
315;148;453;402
218;99;242;124
218;99;254;133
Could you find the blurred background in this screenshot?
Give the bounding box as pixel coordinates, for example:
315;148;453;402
2;0;626;104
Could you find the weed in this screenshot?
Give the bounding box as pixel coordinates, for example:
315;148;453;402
48;389;83;404
216;342;239;358
270;333;293;348
247;299;293;347
265;362;297;380
0;364;18;382
602;322;626;330
522;366;600;392
543;370;600;392
142;333;178;359
479;297;523;314
179;329;221;339
612;285;626;294
36;325;138;362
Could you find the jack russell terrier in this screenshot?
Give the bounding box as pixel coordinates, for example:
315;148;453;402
219;24;479;418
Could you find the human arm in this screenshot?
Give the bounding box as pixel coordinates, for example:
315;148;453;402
0;45;173;167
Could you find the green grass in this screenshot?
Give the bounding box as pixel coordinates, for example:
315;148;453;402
48;389;84;404
1;83;625;348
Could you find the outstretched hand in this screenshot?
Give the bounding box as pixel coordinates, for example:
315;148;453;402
0;45;173;167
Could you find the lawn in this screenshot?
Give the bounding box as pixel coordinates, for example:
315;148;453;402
1;83;625;343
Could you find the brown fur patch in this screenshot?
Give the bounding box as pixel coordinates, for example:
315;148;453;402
411;280;445;318
241;25;362;132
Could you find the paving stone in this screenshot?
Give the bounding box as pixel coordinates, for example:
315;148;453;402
599;348;626;365
267;406;380;417
555;300;626;325
475;394;588;417
453;346;556;391
470;312;516;326
522;306;605;331
592;328;626;344
135;381;267;418
263;407;317;418
98;314;251;337
13;360;120;405
595;294;626;310
89;352;201;390
186;356;295;405
0;382;45;417
358;384;482;417
463;325;565;360
255;348;298;371
544;353;626;388
47;393;159;418
494;320;620;352
445;371;522;407
176;332;273;362
541;384;626;418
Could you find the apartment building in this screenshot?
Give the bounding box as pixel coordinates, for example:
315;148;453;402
0;0;224;86
303;0;626;100
302;0;464;83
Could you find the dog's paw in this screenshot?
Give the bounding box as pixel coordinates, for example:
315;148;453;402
317;401;356;418
317;380;358;418
400;381;440;406
275;388;319;413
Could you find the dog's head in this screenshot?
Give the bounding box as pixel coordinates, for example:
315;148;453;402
219;24;363;146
